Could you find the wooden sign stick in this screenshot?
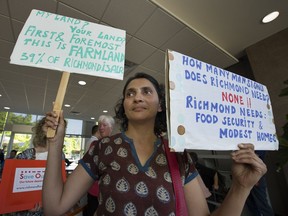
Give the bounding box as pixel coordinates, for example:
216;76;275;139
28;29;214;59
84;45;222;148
47;71;70;138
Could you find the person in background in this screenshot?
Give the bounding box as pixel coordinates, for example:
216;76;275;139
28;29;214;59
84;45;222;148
43;72;267;216
64;155;72;166
245;151;274;216
83;115;115;216
0;145;6;177
1;149;18;176
190;152;227;211
9;117;66;216
190;152;220;192
7;149;18;159
17;117;66;160
84;125;100;154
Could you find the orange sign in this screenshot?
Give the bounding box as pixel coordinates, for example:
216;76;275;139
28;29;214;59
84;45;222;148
0;159;66;214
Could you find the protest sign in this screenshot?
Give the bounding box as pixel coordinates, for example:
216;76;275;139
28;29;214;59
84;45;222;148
0;159;66;214
10;9;126;136
10;9;126;80
165;50;279;152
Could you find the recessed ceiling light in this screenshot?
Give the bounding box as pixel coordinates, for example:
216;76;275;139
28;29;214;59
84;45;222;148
64;104;71;107
91;117;95;120
78;80;86;86
262;11;279;23
0;94;2;97
103;110;108;113
4;106;10;110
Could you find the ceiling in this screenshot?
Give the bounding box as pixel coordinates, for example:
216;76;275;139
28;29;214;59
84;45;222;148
0;0;287;122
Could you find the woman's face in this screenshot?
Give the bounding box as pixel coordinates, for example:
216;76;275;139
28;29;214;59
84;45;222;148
123;78;162;122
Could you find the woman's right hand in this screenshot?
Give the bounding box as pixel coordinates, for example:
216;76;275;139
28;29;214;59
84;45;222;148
44;111;66;147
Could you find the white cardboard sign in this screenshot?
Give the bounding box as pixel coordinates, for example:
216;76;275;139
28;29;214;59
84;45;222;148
13;167;45;193
10;9;126;80
165;50;279;152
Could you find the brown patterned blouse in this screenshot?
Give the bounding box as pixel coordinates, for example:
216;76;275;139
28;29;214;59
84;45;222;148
80;132;198;216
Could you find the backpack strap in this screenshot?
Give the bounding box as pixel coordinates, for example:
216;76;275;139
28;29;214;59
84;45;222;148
163;138;188;216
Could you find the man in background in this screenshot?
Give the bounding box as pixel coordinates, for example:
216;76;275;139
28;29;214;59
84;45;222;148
190;152;227;211
84;125;100;154
190;152;220;192
7;149;17;159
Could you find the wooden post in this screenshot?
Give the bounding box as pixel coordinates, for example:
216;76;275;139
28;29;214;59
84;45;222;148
47;71;70;138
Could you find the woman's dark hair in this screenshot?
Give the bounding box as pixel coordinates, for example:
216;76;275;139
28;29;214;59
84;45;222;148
115;72;167;136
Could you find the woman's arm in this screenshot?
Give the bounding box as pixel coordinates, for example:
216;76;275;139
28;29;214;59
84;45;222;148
212;143;266;215
184;177;211;216
42;111;94;216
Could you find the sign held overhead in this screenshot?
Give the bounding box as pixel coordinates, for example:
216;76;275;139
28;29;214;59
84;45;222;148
10;9;126;80
165;50;279;152
10;9;126;137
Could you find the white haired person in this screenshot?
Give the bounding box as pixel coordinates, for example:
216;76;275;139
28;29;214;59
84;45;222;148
83;115;115;216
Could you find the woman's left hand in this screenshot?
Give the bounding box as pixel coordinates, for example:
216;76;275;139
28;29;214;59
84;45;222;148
231;143;267;189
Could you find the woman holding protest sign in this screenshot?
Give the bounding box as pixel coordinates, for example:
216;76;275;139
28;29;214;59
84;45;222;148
43;72;267;215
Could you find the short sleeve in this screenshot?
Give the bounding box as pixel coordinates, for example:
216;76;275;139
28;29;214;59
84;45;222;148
79;140;100;180
176;150;199;185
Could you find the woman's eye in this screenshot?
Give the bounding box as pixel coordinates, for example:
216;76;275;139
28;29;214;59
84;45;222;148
126;91;134;97
144;89;153;95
